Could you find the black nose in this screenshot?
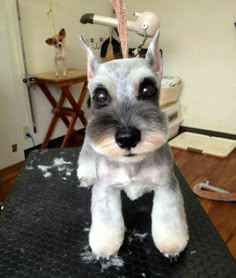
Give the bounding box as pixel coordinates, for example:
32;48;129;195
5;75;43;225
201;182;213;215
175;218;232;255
115;127;141;149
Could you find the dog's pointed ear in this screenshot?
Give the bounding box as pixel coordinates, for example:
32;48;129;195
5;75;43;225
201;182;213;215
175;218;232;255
59;28;66;38
80;36;98;80
145;30;162;74
45;38;54;45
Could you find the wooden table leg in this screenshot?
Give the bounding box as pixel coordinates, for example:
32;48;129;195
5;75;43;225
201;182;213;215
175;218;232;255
37;80;88;149
38;83;71;128
77;82;88;109
77;82;88;126
63;86;87;127
41;93;66;149
61;82;88;147
61;116;77;148
77;110;87;127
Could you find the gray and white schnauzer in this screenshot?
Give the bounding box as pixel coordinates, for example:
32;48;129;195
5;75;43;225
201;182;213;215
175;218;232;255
77;31;189;260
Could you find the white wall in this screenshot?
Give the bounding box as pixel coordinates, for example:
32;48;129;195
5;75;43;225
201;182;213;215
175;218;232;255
0;0;28;168
0;0;112;168
126;0;236;134
19;0;112;146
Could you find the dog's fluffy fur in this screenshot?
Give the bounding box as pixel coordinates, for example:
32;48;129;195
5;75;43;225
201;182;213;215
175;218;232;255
77;31;189;259
45;28;67;77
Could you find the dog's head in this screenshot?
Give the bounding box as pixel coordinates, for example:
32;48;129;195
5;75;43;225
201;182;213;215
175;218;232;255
45;28;66;49
81;31;168;162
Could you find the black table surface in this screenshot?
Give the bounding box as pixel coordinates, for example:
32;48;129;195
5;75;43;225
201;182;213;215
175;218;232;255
0;148;235;278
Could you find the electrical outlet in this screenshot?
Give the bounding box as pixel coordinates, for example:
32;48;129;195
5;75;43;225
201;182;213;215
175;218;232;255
12;144;17;152
23;126;30;139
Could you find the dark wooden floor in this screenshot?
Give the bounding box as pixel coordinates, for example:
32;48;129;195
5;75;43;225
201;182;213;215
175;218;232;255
0;146;235;259
172;147;236;259
0;161;24;204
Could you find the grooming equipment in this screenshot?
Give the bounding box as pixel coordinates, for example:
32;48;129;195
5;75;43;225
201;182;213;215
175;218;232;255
80;11;160;38
193;181;236;202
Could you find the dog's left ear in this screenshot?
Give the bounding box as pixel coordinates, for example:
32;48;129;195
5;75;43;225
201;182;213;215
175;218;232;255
80;36;99;80
145;30;162;74
59;28;66;38
45;38;54;45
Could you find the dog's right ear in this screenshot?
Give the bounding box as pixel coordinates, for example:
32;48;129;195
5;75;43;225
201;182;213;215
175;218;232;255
45;38;54;45
145;30;162;74
80;36;98;80
59;28;66;38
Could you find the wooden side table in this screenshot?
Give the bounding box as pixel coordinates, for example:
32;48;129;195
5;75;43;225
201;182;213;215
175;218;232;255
34;69;88;148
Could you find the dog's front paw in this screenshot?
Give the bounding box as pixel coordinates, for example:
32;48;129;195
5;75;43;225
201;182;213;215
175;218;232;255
78;177;94;188
152;230;189;259
77;166;95;187
89;225;124;258
163;252;180;263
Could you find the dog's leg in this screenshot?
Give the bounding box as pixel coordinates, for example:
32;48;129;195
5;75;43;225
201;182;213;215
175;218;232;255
54;58;59;77
89;182;125;257
77;136;96;187
152;175;189;259
62;59;67;76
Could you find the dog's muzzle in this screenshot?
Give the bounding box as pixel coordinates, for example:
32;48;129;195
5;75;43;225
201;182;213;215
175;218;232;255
115;127;141;150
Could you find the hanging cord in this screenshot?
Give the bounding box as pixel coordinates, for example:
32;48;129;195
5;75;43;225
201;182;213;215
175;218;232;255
25;132;35;147
112;0;128;58
47;0;57;35
133;28;147;57
193;181;236;202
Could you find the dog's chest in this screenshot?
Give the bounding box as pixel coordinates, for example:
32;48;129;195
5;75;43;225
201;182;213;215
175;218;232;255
97;160;167;200
55;48;65;59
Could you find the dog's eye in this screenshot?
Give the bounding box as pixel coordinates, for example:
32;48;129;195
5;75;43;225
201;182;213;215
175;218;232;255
141;84;156;97
93;88;110;105
59;39;62;42
138;78;158;100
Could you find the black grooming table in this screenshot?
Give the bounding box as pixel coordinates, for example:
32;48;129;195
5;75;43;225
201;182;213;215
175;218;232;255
0;148;235;278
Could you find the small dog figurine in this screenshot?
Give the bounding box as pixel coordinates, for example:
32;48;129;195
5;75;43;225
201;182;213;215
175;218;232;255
77;31;189;260
45;28;67;77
